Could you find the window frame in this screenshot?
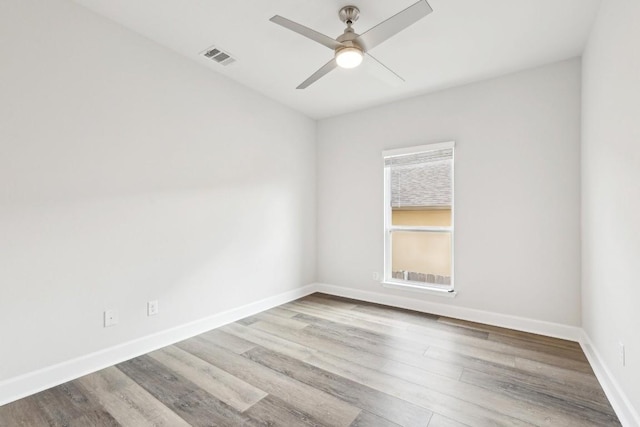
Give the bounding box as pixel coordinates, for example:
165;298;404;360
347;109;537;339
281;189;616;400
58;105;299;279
382;141;456;294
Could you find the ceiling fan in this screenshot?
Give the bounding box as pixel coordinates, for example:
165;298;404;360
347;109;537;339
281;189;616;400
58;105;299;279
269;0;433;89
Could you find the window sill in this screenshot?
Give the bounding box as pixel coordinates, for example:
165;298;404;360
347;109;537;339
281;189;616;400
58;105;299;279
382;281;457;298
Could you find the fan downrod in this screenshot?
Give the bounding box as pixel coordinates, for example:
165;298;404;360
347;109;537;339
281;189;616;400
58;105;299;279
339;6;360;26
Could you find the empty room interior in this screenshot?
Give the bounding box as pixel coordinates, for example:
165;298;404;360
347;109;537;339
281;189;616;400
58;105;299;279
1;0;639;425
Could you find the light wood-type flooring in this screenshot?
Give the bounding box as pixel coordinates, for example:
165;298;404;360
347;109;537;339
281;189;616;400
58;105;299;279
0;293;621;426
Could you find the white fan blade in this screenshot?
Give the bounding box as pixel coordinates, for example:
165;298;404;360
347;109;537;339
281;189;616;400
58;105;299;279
356;0;433;52
297;58;338;89
270;15;345;50
364;53;405;86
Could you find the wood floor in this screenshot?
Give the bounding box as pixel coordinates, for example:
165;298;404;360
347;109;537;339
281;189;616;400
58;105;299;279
0;293;620;426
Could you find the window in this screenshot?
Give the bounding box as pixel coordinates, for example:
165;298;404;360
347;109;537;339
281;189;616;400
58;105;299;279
383;142;455;292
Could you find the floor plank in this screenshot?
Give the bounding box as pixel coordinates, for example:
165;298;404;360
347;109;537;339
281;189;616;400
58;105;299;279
424;346;608;407
514;357;602;388
197;328;258;354
286;299;518;367
148;346;267;412
460;368;620;426
33;382;120;427
427;413;470;427
116;355;262;426
349;410;404;427
258;310;465;379
176;337;361;427
437;316;583;351
76;367;191;427
243;346;434;427
0;395;51;427
243;394;324;427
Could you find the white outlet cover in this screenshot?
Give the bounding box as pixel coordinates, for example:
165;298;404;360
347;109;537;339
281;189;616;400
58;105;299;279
104;309;118;327
148;300;159;316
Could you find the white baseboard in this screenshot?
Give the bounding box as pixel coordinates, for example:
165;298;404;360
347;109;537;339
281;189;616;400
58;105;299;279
314;282;582;341
0;283;317;407
579;331;640;427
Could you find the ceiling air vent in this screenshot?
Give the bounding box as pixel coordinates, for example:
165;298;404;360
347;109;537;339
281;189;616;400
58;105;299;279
201;46;236;66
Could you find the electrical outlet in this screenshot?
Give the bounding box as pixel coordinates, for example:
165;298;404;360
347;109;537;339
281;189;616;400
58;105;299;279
147;300;159;316
372;272;380;281
104;309;118;327
619;342;626;367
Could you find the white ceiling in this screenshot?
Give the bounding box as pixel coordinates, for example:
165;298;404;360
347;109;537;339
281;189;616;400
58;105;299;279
73;0;601;119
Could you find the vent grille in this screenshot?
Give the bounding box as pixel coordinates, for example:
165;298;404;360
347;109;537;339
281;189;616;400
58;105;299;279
201;46;236;66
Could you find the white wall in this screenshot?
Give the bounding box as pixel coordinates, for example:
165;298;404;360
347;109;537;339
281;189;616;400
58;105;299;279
317;59;582;326
0;0;315;382
582;0;640;420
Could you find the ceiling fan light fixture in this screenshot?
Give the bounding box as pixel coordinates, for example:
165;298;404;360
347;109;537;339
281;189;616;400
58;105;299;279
270;0;433;88
335;47;363;69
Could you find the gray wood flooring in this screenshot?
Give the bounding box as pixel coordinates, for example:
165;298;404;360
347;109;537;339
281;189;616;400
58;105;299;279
0;293;621;426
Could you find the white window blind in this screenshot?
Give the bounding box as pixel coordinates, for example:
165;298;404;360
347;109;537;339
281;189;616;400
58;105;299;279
385;148;453;209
